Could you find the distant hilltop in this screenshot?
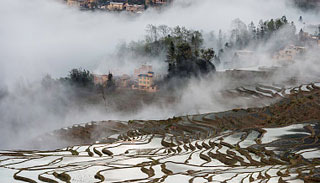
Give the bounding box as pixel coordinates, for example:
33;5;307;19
65;0;172;13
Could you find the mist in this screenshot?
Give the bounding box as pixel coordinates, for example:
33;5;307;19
0;0;320;149
1;0;318;84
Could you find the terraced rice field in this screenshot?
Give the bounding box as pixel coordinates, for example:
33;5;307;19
1;83;320;182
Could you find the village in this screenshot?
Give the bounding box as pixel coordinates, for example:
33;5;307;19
229;27;320;69
91;26;320;94
93;64;161;93
65;0;171;13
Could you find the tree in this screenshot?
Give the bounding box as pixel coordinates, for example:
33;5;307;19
68;68;93;88
163;27;215;78
218;29;223;50
173;26;182;41
267;19;275;32
290;21;297;35
41;74;55;89
200;48;215;62
230;18;250;48
299;16;303;22
281;16;288;24
274;19;282;30
299;28;306;42
248;21;257;40
191;31;203;57
257;20;266;40
166;41;176;75
166;41;176;63
158;25;172;38
180;27;191;42
145;24;158;43
106;72;116;91
259;26;265;40
225;42;230;49
176;42;193;61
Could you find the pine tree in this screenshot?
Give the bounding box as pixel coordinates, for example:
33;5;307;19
281;16;288;24
267;19;275;32
106;73;115;91
166;41;176;76
200;48;215;62
248;21;256;40
299;16;303;22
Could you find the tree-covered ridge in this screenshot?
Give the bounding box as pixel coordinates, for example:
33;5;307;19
128;16;295;55
124;25;217;78
226;16;296;50
121;16;298;79
44;16;307;93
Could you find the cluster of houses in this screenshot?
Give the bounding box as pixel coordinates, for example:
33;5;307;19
93;65;159;92
232;28;320;67
66;0;170;13
273;29;320;65
272;45;306;65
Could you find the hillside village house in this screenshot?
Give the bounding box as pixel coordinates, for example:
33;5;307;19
132;65;158;92
132;72;157;92
311;36;320;47
107;2;125;11
273;45;305;65
67;0;97;6
299;29;320;47
119;74;131;88
147;0;169;6
92;64;158;92
126;4;145;13
93;74;108;86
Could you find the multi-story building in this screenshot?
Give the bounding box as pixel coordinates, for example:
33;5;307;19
131;65;157;92
135;72;157;92
107;2;125;10
138;72;153;88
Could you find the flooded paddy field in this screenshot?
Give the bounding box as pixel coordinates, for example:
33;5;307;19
1;82;320;182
